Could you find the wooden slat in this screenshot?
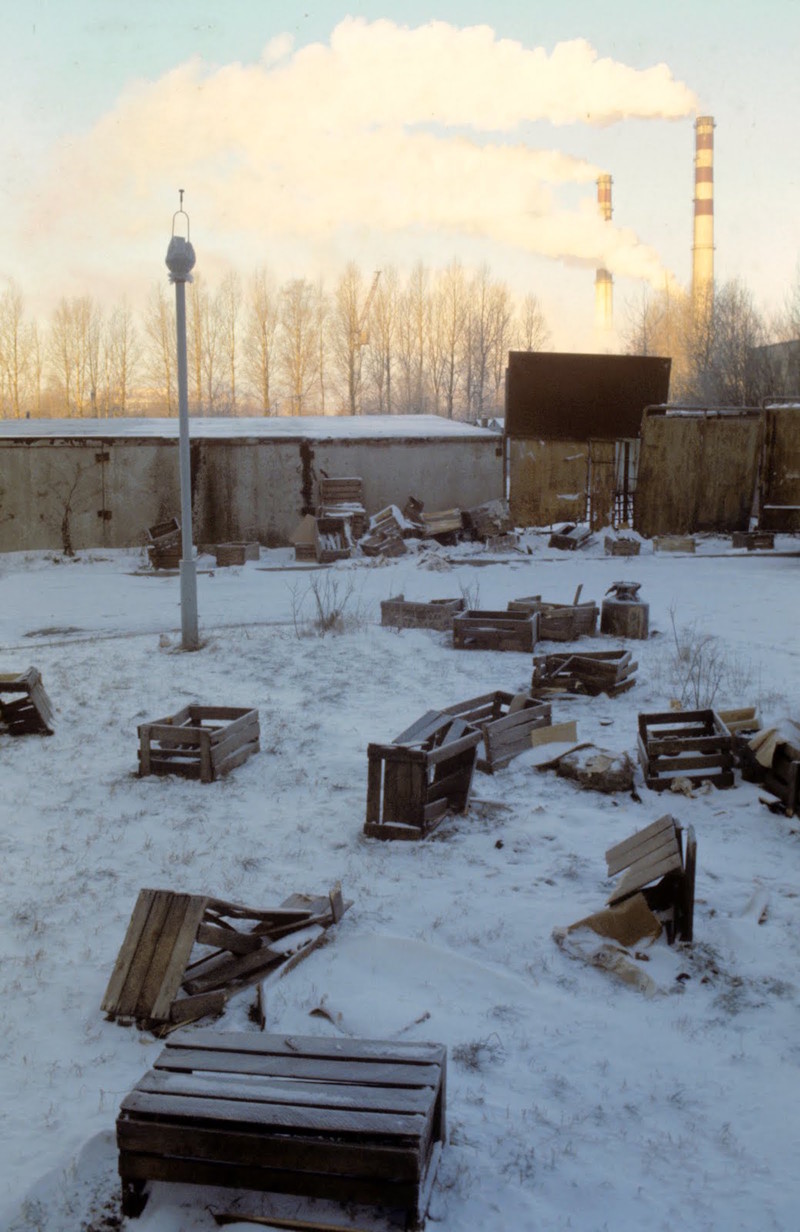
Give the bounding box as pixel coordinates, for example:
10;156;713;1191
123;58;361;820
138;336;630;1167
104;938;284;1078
169;991;228;1023
183;947;283;996
647;750;733;774
605;815;677;871
138;893;195;1020
196;923;264;954
149;895;209;1021
608;849;684;905
114;893;174;1019
102;889;158;1015
160;1030;446;1066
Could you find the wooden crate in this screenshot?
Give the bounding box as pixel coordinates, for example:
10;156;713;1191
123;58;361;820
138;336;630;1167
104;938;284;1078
531;650;637;699
215;542;259;567
508;595;598;641
604;535;641;556
606;814;697;943
453;609;538;653
763;740;800;815
147;546;181;570
731;531;775;551
0;667;55;735
319;477;367;539
138;706;260;783
315;516;353;563
653;535;696;553
638;709;734;791
365;713;481;840
548;524;591;550
381;595;464;631
461;499;513;540
443;691;552;773
117;1030;446;1225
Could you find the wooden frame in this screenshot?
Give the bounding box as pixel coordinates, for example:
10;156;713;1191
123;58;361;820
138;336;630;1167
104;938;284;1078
0;667;55;735
453;610;538;653
638;709;734;791
763;741;800;816
606;815;697;943
442;691;552;773
138;706;260;783
531;650;636;698
381;595;464;632
508;595;598;641
117;1029;447;1228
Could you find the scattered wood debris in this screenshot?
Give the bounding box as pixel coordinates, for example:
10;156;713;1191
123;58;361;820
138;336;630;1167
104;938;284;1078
749;720;800;815
138;705;260;782
146;517;181;570
0;667;55;736
531;650;637;698
548;523;592;551
442;691;552;773
215;542;260;567
605;814;696;943
453;609;537;652
103;885;349;1033
380;594;464;631
637;709;734;791
117;1029;446;1226
731;531;774;551
365;713;481;840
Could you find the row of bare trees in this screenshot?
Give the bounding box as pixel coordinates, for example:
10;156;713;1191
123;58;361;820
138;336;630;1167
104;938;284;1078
0;261;550;421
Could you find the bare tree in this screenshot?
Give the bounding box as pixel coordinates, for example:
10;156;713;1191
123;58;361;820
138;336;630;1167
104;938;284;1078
105;296;140;416
365;266;398;414
431;261;467;419
243;267;279;414
48;296;101;415
216;271;241;414
278;278;319;415
395;262;430;414
330;262;364;415
516;292;551;353
142;283;176;415
0;280;34;417
463;265;499;420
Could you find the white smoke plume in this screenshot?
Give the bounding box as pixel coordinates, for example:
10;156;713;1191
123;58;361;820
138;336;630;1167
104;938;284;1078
24;19;698;298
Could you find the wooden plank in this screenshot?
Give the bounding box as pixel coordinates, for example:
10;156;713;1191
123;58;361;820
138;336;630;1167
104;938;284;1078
183;947;283;996
204;900;313;924
138;893;196;1021
647;751;733;774
364;819;425;841
169;991;228;1023
608;832;682;882
196;922;265;954
115;893;174;1019
214;739;260;779
158;1032;445;1067
608;849;684;904
605;816;678;874
208;709;260;747
102;889;158;1015
149;895;209;1021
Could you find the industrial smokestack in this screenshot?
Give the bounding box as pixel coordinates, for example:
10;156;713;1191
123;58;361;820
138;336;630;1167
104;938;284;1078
692;116;714;308
595;174;613;335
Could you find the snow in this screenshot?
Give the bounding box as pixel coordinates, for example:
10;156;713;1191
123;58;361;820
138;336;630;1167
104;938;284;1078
0;415;499;442
1;531;799;1232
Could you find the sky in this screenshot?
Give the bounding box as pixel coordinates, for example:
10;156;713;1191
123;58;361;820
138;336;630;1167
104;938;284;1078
1;0;798;350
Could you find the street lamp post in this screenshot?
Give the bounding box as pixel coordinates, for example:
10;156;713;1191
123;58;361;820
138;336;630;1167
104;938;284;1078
165;191;199;651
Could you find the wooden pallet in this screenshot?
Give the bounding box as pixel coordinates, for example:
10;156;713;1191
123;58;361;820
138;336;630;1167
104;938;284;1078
138;706;260;782
442;691;552;773
638;709;734;791
117;1029;447;1227
453;610;537;653
606;815;697;943
380;595;464;632
531;650;637;699
215;543;260;567
365;714;481;841
0;667;55;735
102;887;347;1031
731;531;774;551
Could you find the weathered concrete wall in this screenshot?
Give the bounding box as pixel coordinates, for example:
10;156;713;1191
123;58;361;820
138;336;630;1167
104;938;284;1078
509;438;587;526
0;432;503;552
635;411;763;537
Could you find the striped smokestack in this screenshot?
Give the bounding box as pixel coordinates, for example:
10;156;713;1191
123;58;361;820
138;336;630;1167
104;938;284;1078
692;116;714;308
595;174;613;335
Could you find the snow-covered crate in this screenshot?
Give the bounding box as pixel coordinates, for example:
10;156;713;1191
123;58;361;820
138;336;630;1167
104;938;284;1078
116;1030;447;1224
137;705;260;783
214;542;260;567
365;713;481;840
319;476;367;539
443;690;552;773
453;609;538;653
315;516;353;563
531;650;637;699
637;709;734;791
381;594;465;632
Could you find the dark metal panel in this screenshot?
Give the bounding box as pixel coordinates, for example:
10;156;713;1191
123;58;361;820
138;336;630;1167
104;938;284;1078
505;352;671;441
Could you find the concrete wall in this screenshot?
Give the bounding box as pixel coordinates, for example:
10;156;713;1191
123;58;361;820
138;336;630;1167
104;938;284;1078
0;432;503;553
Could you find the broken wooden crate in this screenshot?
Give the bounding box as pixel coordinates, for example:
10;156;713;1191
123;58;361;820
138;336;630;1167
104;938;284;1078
102;886;348;1031
318;476;367;540
508;595;598;641
731;531;774;551
443;691;552;773
453;609;538;653
138;706;260;782
381;594;464;632
531;650;637;698
638;709;734;791
762;738;800;816
315;516;353;563
548;523;592;551
365;713;482;840
146;517;182;570
0;667;55;735
420;508;463;543
461;499;513;541
117;1029;446;1226
215;542;259;567
606;814;697;943
360;506;408;557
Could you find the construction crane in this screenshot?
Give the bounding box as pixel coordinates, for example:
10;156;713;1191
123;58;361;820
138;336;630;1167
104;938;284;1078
357;270;381;348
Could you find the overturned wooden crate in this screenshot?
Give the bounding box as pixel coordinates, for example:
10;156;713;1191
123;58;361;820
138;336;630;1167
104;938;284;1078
453;609;538;653
361;506;408;557
138;706;260;782
606;814;697;943
443;691;552;773
420;508;463;543
638;709;734;791
102;886;348;1031
215;542;259;567
0;667;55;735
365;713;482;841
319;476;367;540
381;594;464;631
117;1029;446;1226
531;650;637;699
461;499;513;541
508;594;598;641
763;738;800;816
548;523;592;551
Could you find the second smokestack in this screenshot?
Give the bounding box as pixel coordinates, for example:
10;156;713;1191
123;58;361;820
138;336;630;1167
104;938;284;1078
595;173;613;335
692;115;714;309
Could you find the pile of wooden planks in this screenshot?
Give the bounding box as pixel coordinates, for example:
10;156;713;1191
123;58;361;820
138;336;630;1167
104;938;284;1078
381;594;464;631
443;691;552;773
0;667;55;735
637;709;734;791
365;713;482;841
453;609;538;653
138;705;260;783
605;815;697;943
318;476;367;540
116;1029;446;1226
102;886;348;1032
531;650;637;698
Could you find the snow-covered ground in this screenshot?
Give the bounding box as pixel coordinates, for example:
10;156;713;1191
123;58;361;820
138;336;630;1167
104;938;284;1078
1;532;799;1232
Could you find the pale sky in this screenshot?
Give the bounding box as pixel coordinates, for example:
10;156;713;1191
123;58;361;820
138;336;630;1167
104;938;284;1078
1;0;797;350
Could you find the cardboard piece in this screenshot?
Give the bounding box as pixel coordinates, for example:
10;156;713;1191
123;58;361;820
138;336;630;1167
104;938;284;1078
567;892;662;948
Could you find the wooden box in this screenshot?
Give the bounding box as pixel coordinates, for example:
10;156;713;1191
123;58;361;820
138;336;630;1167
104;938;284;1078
637;709;734;791
531;650;637;698
381;595;464;631
117;1030;446;1226
606;815;697;943
0;667;55;735
315;516;353;563
763;740;800;815
453;609;538;653
138;706;260;783
508;596;598;641
215;542;260;567
604;535;641;556
548;524;591;551
731;531;774;551
319;477;367;539
365;713;481;840
443;691;552;773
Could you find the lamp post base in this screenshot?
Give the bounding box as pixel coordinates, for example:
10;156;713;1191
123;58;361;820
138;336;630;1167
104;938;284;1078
180;558;199;650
